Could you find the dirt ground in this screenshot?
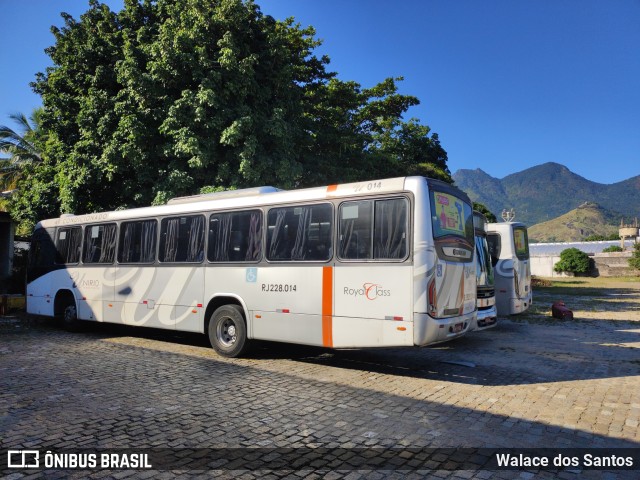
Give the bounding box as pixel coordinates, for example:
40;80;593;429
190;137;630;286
526;276;640;322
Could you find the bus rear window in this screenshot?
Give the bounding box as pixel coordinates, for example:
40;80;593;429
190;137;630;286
430;191;473;244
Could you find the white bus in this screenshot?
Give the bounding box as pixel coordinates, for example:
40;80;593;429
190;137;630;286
471;211;497;330
486;221;532;315
26;176;477;357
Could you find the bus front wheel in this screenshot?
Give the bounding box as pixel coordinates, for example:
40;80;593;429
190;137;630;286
62;303;81;332
208;305;250;358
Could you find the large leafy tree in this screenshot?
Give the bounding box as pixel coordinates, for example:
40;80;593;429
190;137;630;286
12;0;450;231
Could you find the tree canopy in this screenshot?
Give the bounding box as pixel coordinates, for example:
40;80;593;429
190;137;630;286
10;0;450;232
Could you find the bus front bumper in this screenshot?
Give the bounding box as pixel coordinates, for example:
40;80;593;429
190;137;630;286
471;305;498;331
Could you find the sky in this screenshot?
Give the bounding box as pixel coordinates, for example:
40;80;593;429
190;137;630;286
1;0;639;184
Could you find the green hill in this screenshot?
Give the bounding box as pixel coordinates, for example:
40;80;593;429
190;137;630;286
527;202;619;242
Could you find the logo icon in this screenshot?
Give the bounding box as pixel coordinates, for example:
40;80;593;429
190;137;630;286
8;450;39;468
245;268;257;283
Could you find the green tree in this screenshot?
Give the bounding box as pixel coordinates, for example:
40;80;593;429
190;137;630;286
472;202;497;223
629;243;640;270
554;248;591;274
12;0;450;232
0;109;45;190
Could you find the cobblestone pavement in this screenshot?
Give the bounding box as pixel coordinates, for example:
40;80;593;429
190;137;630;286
1;311;639;479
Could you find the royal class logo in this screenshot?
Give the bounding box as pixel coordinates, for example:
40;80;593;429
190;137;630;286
344;283;391;300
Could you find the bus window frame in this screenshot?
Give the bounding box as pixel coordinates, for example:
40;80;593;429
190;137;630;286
82;222;118;265
116;218;159;265
54;226;83;265
158;214;206;264
206;209;264;264
265;202;334;264
337;195;411;263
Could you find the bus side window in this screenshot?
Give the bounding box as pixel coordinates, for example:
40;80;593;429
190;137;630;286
30;228;56;268
83;224;117;264
339;200;373;260
266;204;332;262
339;198;408;261
118;220;158;264
208;210;263;263
160;215;205;263
487;233;501;267
373;198;408;260
55;227;82;264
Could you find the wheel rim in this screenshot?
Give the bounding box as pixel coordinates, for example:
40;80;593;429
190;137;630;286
64;305;77;323
217;316;237;347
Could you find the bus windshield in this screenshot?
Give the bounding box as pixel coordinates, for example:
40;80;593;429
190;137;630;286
475;235;494;287
430;190;474;245
513;226;529;260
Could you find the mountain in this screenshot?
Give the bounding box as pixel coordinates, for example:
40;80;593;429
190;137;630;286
453;162;640;226
526;202;619;242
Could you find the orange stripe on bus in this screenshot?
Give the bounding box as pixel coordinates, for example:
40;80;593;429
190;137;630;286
322;266;333;347
326;184;338;194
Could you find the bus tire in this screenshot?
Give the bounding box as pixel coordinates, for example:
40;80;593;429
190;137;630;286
208;304;250;358
62;302;81;332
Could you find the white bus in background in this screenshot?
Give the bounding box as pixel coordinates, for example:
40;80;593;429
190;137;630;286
486;221;532;315
26;176;477;358
471;211;497;330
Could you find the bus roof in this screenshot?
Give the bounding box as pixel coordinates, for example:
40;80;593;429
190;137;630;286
35;176;471;229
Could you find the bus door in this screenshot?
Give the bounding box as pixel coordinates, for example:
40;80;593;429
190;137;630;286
251;204;334;346
77;223;117;322
333;198;413;348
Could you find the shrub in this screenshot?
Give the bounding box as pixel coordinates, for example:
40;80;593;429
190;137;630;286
630;243;640;270
602;245;623;253
554;248;590;274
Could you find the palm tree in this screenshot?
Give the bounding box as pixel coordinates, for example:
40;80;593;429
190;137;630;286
0;109;44;192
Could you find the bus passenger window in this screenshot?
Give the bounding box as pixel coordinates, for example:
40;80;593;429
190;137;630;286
208;210;262;263
339;198;408;261
373;198;408;260
118;220;158;264
83;224;117;264
55;227;82;264
266;204;332;261
160;215;205;263
339;201;373;260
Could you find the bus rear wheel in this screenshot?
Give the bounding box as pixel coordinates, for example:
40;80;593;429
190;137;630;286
208;305;250;358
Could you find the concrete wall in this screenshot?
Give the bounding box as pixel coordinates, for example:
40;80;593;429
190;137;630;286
531;251;640;278
593;252;639;277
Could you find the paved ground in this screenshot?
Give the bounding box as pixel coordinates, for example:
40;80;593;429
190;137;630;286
1;302;640;479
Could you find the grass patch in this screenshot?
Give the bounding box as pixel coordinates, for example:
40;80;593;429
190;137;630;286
522;276;640;322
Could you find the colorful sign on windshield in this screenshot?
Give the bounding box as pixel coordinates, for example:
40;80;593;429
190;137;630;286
514;227;528;256
433;192;465;235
